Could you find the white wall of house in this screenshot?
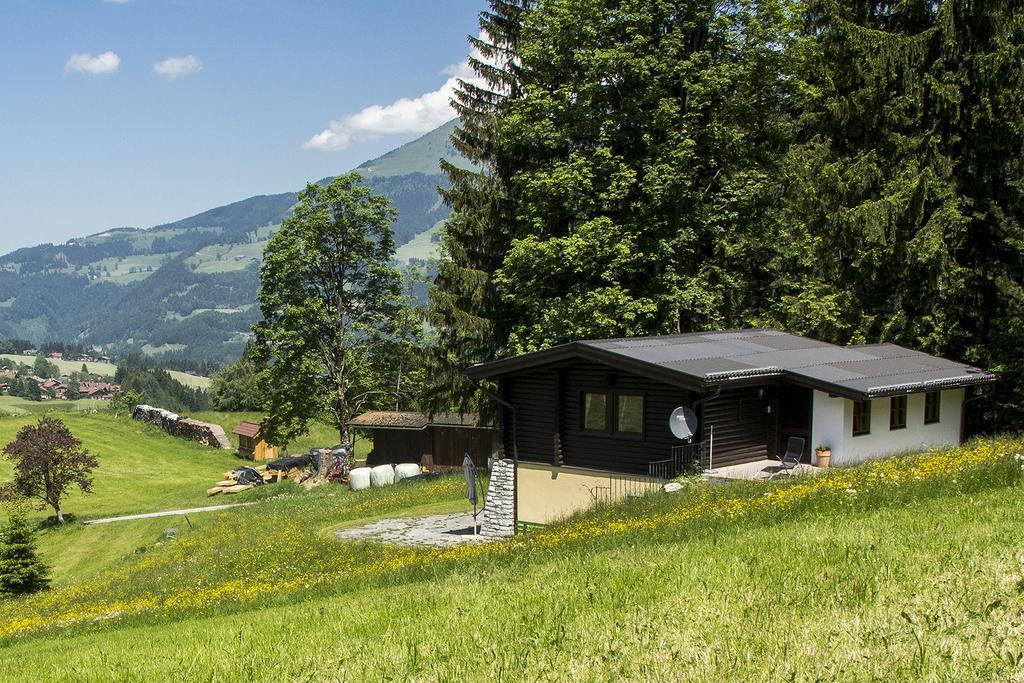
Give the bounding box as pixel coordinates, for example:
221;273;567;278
811;388;964;467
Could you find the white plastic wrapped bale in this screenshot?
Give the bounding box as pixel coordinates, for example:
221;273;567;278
370;464;395;487
349;467;372;491
394;463;420;483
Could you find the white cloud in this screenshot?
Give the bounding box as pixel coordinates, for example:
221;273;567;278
153;55;203;80
65;51;120;75
440;59;474;79
303;76;469;151
303;38;491;151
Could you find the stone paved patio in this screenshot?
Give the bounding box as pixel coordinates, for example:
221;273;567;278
335;512;491;547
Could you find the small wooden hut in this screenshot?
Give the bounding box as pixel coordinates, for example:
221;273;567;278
232;421;279;461
348;411;499;468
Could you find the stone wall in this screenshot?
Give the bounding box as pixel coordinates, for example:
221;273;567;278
131;404;232;450
481;459;515;538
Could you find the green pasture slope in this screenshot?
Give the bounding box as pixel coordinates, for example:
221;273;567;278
0;412;242;584
0;395;101;417
0;436;1022;680
0;353;211;390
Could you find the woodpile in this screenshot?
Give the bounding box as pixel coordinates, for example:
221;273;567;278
205;464;310;496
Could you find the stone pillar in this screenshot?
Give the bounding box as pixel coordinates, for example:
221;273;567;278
481;459;515;538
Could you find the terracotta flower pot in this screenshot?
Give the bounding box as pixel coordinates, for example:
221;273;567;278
815;450;832;468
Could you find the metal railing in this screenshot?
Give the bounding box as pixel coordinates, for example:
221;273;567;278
589;472;663;505
648;442;703;480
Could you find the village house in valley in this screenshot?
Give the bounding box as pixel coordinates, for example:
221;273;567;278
77;381;121;400
468;329;998;525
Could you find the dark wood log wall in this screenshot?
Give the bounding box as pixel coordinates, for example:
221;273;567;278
501;369;558;463
368;430;431;466
501;361;698;474
701;385;778;467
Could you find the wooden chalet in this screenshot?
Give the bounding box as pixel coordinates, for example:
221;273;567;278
467;328;998;525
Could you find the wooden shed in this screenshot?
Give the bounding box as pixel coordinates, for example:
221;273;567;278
232;421;279;461
348;411;499;468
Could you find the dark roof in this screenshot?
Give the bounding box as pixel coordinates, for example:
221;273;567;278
232;421;262;438
348;411;493;430
466;329;997;399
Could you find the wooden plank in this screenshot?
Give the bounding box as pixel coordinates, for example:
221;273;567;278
223;484;254;494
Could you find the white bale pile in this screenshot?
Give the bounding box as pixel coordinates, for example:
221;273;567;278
394;463;420;483
370;464;395;487
349;467;372;491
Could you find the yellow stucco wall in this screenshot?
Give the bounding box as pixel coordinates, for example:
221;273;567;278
516;462;660;524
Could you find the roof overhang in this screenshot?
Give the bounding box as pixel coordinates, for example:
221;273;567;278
469;342;999;400
466;342;706;392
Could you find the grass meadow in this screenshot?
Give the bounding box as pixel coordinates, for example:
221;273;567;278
0;432;1021;680
188;410;373;458
0;395;103;417
0;412;243;585
0;353;211;390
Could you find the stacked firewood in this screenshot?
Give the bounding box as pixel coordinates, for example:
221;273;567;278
205;464;308;496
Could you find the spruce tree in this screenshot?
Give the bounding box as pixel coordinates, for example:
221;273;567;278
0;513;49;596
775;0;1024;429
425;0;534;413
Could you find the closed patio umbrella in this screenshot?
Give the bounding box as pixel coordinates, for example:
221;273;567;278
463;453;479;534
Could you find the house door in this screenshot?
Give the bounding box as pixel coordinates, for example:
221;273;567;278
778;384;812;462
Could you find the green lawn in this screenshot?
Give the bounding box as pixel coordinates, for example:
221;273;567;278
3;485;1022;681
0;436;1021;680
0;412;245;585
0;395;103;416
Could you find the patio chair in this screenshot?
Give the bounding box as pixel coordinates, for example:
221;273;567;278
759;436;806;480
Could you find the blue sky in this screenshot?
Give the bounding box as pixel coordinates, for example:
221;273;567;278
0;0;485;253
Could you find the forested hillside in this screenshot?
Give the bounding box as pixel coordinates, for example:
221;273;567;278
429;0;1023;432
0;120;465;364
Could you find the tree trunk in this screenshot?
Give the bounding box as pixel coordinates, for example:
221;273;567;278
54;504;64;525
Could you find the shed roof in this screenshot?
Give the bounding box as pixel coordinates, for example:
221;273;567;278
466;329;997;399
232;421;262;438
348;411;492;430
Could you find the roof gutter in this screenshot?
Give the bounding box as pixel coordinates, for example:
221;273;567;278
862;372;999;398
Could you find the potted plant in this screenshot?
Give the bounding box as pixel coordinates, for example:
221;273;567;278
815;444;832;468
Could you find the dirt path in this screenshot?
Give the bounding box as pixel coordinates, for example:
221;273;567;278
83;502;255;525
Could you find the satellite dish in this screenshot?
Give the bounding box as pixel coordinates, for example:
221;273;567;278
669;406;699;441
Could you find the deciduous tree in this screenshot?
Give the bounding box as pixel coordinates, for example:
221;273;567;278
0;417;98;524
111;389;144;418
253;172;405;446
209;354;261;412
